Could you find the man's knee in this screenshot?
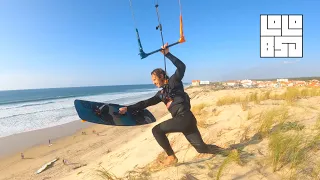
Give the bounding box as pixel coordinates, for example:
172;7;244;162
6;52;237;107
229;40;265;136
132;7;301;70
152;124;163;137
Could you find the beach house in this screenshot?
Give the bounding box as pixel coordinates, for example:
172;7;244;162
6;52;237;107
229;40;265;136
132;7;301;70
191;80;200;86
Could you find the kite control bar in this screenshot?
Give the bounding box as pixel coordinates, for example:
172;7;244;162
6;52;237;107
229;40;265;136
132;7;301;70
129;0;185;59
138;41;181;59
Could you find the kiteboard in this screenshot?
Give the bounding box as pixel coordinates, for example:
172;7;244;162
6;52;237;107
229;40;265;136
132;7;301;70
74;99;156;126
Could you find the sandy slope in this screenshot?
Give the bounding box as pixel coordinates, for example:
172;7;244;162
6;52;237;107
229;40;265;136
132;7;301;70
0;100;169;180
1;86;320;180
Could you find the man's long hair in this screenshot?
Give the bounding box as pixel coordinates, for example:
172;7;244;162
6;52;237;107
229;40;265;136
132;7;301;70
151;68;169;80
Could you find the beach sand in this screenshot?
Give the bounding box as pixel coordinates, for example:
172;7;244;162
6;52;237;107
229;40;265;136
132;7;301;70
0;96;170;180
1;86;320;180
0;120;92;159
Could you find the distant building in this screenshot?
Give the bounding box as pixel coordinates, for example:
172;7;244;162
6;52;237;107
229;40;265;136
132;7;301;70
309;79;320;87
191;80;200;86
277;79;289;82
200;81;210;85
287;82;294;87
240;79;252;87
226;80;237;86
256;81;275;88
294;81;307;86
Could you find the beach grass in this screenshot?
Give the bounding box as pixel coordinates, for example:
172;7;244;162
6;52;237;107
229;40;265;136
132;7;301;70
191;102;208;115
216;96;241;106
97;164;152;180
247;109;255;120
191;102;212;128
96;165;121;180
92;87;320;180
265;112;320;178
216;149;242;180
268;131;307;172
216;87;320;106
257;106;289;137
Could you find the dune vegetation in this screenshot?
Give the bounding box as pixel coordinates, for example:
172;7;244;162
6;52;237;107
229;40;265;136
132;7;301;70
91;86;320;180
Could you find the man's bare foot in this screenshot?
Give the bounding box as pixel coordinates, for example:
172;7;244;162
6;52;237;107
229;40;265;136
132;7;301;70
159;155;178;166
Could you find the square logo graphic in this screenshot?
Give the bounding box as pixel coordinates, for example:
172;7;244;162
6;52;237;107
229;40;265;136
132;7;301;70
260;14;303;58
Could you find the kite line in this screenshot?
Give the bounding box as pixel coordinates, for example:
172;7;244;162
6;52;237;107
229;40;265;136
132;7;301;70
128;0;186;84
128;0;185;59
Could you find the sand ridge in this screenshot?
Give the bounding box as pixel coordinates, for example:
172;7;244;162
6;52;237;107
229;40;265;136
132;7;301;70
1;86;320;180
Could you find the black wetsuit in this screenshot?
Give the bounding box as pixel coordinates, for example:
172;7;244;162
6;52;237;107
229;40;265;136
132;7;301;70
127;52;209;156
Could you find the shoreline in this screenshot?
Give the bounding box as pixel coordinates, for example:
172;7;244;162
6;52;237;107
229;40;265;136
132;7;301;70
0;100;170;179
0;99;169;157
0;120;94;159
0;86;194;179
0;89;162;159
0;85;192;160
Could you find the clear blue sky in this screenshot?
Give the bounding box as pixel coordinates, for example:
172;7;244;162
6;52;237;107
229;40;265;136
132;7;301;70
0;0;319;90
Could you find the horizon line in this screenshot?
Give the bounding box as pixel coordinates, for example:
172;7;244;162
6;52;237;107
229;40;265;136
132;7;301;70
0;82;192;92
1;75;319;92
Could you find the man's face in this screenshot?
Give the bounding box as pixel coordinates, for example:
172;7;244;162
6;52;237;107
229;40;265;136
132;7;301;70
151;74;164;88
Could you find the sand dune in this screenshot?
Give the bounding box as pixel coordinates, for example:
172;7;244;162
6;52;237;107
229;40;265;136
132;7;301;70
1;86;320;180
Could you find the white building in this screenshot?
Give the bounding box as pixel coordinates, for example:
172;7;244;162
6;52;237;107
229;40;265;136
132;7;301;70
200;81;210;85
277;79;289;82
240;79;252;87
226;81;237;86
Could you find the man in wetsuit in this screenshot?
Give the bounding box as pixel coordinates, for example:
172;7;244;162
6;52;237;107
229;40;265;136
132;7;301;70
118;43;223;166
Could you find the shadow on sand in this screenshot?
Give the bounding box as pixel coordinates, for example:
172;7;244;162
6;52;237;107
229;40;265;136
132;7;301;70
175;132;263;167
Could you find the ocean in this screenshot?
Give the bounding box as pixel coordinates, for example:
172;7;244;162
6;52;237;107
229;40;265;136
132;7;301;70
0;84;189;138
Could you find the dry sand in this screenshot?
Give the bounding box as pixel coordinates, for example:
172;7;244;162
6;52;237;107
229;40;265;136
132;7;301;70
0;120;92;159
0;94;170;180
1;86;320;180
